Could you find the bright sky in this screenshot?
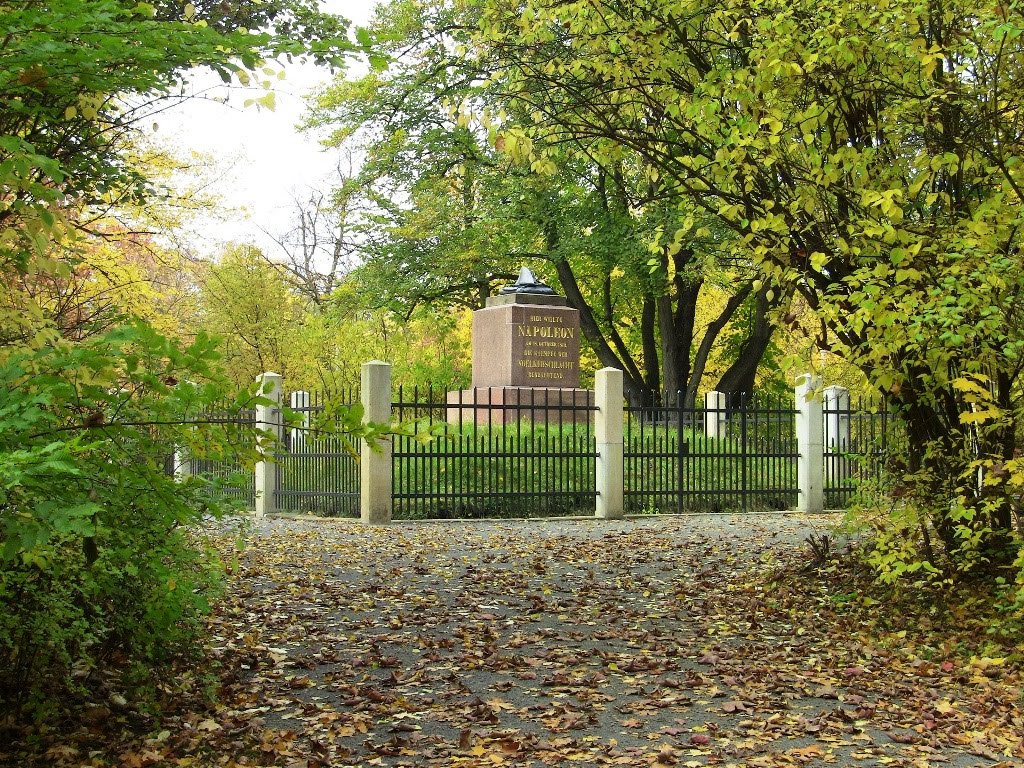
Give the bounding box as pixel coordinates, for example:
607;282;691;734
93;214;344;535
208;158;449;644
154;0;379;259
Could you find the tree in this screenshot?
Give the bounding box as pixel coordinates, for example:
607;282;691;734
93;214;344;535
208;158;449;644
5;223;198;346
322;278;472;391
0;0;356;716
0;0;351;268
260;152;366;307
306;11;529;311
478;0;1024;567
194;244;308;386
306;0;782;407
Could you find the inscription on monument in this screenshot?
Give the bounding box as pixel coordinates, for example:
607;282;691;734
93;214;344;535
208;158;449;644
517;314;576;381
506;306;580;387
451;268;592;425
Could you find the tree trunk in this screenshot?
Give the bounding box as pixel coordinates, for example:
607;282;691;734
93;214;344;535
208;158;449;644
891;367;1018;558
652;246;701;407
551;256;653;407
715;287;777;404
641;296;660;403
658;293;681;405
683;282;753;409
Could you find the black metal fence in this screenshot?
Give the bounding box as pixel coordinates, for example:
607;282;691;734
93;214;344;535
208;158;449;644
823;396;897;508
274;387;361;516
392;386;597;518
189;406;257;508
183;384;898;518
625;393;799;513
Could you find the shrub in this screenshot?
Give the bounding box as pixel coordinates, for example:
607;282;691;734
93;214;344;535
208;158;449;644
0;321;260;717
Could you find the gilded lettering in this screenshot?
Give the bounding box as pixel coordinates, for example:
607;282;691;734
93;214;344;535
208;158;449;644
516;324;577;339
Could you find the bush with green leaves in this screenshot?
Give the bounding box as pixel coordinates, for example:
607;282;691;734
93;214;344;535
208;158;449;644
0;321;262;715
0;0;364;719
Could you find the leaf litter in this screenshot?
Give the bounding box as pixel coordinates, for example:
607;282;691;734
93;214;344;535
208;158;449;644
2;513;1022;767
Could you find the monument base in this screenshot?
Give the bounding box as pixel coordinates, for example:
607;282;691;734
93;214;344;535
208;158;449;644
446;387;595;426
472;296;582;389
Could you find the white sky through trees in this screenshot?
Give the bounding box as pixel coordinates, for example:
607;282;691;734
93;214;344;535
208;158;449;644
154;0;377;258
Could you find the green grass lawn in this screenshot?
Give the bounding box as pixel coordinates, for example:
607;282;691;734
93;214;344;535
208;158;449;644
197;418;883;518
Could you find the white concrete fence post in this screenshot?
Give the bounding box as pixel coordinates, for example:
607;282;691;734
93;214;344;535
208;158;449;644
173;445;191;482
595;367;624;519
289;390;311;451
705;390;728;439
254;371;283;519
360;360;393;525
823;385;851;490
796;374;824;513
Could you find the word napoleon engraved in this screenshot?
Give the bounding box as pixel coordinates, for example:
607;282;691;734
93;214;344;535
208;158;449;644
513;313;578;383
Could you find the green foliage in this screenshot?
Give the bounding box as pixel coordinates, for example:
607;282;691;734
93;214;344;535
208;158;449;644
993;551;1024;641
0;321;264;714
191;243;473;393
0;0;356;719
194;244;308;386
306;0;779;409
477;0;1024;577
0;0;351;268
305;0;530;312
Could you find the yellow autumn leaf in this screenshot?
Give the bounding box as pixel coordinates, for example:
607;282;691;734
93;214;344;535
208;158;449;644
960;409;1002;425
934;700;956;715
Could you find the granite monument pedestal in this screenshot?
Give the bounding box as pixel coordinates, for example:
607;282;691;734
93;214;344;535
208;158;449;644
447;271;594;425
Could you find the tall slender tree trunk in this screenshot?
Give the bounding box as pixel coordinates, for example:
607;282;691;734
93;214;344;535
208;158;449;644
654;246;701;406
658;293;681;405
715;288;778;403
683;282;754;408
641;296;660;403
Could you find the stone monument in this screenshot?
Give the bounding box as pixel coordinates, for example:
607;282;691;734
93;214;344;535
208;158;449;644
447;268;594;424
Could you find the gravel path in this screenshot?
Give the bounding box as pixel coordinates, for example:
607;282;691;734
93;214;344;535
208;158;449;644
248;510;839;543
202;512;1016;768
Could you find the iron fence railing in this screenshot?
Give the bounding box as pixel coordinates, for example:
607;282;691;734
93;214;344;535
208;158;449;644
181;384;899;518
189;406;257;507
392;386;598;518
823;397;898;508
273;387;361;517
625;393;799;513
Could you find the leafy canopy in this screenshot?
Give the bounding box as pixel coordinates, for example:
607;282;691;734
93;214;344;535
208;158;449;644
476;0;1024;571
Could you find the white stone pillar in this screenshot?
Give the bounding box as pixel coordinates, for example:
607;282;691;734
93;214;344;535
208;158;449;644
595;367;624;519
796;374;824;513
705;390;728;439
254;372;283;519
360;361;393;525
823;385;851;489
289;390;311;451
173;446;191;482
